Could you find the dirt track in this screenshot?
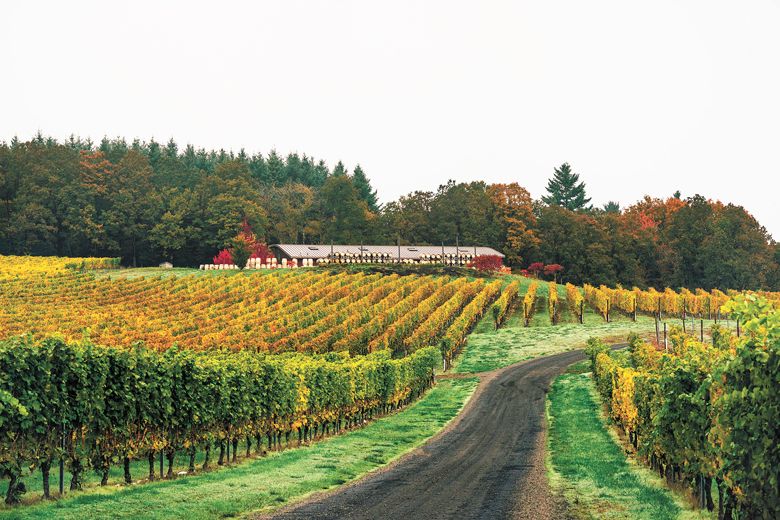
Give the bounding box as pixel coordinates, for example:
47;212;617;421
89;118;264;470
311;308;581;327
266;349;586;520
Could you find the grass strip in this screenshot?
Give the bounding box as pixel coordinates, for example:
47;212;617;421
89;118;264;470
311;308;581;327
546;370;707;520
453;309;656;374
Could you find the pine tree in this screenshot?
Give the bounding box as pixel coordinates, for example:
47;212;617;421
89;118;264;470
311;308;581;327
541;163;592;211
332;160;348;177
265;150;285;185
352;164;379;212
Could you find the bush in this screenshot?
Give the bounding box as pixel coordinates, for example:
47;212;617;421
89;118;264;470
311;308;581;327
467;255;504;273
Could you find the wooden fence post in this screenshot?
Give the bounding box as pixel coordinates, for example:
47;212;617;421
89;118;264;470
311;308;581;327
59;427;65;495
655;316;660;346
663;322;668;352
700;319;704;342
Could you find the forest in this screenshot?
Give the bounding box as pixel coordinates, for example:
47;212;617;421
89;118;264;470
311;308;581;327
1;134;778;290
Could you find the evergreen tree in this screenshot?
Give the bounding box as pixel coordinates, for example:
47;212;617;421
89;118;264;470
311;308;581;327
146;139;162;168
352;164;379;212
312;160;330;187
602;201;620;213
265;150;285;185
332;161;347;177
541;163;591;211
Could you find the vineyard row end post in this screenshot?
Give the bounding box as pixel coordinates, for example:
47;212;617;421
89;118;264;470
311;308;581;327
655;316;660;346
700;319;704;342
663;322;668;352
59;425;65;496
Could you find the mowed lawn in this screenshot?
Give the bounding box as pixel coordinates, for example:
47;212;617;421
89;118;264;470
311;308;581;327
0;378;477;520
546;365;707;520
453;286;657;374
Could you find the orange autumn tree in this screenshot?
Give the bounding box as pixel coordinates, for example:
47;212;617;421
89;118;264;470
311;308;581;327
488;183;539;266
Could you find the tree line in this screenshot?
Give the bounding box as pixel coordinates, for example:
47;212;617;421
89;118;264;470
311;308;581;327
1;135;778;290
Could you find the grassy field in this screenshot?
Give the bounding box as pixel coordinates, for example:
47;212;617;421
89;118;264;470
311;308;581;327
453;300;657;374
0;378;478;520
92;266;227;279
546;367;709;520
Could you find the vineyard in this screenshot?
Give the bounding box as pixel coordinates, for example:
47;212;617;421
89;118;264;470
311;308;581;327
2;256;777;355
0;255;511;505
581;283;779;324
586;295;779;518
2;254;779;512
0;256;502;356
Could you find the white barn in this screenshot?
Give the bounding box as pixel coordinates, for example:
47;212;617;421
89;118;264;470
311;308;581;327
270;244;504;266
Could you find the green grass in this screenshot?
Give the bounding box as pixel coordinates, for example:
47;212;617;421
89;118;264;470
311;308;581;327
0;378;477;520
453;304;656;374
546;372;708;520
564;359;592;374
92;267;247;279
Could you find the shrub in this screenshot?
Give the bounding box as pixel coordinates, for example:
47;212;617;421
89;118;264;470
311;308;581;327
467;255;504;272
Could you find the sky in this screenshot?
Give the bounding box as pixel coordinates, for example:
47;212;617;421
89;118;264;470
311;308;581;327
2;1;779;238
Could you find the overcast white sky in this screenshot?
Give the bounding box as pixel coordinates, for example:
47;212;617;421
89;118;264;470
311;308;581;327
2;1;778;238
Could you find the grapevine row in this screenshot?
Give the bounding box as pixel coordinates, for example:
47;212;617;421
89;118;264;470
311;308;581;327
522;282;538;326
0;336;438;503
441;280;503;363
0;260;488;354
548;281;559;324
491;280;520;329
565;283;584;323
585;295;779;518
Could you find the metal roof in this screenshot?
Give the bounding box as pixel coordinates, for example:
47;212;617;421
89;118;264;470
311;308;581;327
271;244;505;259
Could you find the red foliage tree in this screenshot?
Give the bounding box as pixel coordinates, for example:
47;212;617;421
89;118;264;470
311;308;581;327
468;255;504;272
250;242;271;260
213;249;233;265
543;263;564;281
527;262;545;277
213;219;271;264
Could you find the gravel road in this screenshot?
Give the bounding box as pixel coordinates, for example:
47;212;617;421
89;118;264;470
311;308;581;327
265;349;586;520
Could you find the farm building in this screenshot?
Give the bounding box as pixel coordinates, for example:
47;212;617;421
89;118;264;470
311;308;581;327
270;244;504;266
